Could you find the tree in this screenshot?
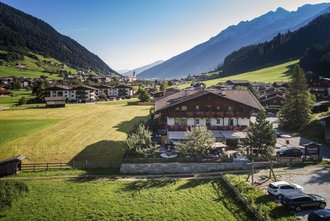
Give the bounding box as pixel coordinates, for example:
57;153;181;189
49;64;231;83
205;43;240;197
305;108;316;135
18;96;26;105
177;126;216;157
98;92;107;100
243;111;276;158
124;124;158;155
160;80;168;92
279;65;314;131
138;90;151;102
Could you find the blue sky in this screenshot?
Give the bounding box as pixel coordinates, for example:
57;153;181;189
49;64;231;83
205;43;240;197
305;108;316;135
1;0;328;71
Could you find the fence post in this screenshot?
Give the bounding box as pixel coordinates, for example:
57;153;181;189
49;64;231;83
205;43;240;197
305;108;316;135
60;162;62;170
85;160;88;167
46;163;49;171
33;164;36;172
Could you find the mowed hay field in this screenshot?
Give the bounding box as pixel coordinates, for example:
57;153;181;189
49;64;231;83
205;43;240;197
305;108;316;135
178;60;298;89
0;178;253;221
0;103;151;163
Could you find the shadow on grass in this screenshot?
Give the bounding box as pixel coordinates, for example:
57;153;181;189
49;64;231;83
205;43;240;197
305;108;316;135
283;63;296;77
68;140;124;182
113;116;149;134
175;179;212;190
119;179;177;192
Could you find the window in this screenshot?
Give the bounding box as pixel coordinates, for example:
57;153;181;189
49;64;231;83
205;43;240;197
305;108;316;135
229;119;234;126
175;118;181;126
181;106;187;111
196;105;199;110
280;185;294;190
195;119;200;125
175;107;180;111
181;118;187;126
216;119;221;125
217;106;220;110
206;105;212;111
228;106;233;111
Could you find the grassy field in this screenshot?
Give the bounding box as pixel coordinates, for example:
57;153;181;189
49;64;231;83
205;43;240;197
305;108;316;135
0;50;77;78
178;60;298;89
0;89;36;108
0;178;253;221
0;103;151;163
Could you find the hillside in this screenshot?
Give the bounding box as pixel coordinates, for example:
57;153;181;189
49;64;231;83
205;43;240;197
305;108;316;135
222;12;330;75
139;3;330;80
0;2;116;75
0;50;78;79
300;39;330;78
177;60;298;89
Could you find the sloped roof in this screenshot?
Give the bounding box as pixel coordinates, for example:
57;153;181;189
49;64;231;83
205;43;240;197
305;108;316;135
155;89;264;112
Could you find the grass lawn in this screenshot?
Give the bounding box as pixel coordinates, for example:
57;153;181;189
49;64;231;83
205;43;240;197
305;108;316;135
178;60;298;89
0;178;253;221
0;89;35;108
0;103;151;163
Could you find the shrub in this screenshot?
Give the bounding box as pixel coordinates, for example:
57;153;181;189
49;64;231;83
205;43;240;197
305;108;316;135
18;96;27;105
0;181;29;213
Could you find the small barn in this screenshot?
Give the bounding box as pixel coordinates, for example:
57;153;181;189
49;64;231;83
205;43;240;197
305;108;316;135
0;155;25;177
45;97;66;108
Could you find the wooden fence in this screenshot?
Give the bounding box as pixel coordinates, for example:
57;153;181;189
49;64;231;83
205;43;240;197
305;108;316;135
22;160;121;171
219;174;267;221
122;157;233;164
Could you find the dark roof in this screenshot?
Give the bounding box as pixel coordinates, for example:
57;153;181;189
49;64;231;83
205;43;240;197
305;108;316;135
0;155;25;165
92;85;112;89
45;97;66;101
273;82;288;87
155;89;264;112
113;85;132;89
226;80;250;85
250;82;267;87
46;85;72;91
73;85;97;90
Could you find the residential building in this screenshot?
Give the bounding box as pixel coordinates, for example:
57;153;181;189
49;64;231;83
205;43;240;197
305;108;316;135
155;89;264;146
308;77;330;101
112;85;133;98
45;97;66;108
93;85;113;97
46;85;97;101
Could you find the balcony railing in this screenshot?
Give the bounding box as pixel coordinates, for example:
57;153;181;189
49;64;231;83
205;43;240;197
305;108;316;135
167;111;245;118
166;125;245;131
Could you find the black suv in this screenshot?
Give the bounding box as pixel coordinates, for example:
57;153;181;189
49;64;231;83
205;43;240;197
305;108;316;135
276;148;303;157
281;193;327;212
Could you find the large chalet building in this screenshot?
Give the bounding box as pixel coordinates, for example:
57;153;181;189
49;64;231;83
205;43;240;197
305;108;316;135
155;89;264;146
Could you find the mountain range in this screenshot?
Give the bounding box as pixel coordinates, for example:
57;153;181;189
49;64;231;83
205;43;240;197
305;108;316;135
221;12;330;76
122;60;163;76
0;2;116;75
138;3;330;80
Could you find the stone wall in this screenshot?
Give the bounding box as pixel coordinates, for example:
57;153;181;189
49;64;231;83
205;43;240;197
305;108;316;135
120;162;249;174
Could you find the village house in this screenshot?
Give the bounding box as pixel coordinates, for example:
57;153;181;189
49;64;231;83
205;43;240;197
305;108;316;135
154;89;264;146
308;77;330;101
93;85;113;97
112;85;133;98
259;91;285;108
225;80;250;89
0;87;10;96
46;85;97;102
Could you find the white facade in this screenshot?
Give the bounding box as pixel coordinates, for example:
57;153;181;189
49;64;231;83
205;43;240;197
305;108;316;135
167;117;250;127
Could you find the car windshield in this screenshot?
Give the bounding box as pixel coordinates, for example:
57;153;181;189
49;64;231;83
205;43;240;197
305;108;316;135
269;184;278;189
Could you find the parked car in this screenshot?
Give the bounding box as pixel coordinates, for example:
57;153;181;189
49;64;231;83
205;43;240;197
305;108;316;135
276;148;303;157
267;181;303;199
281;193;327;212
308;209;330;221
280;134;292;138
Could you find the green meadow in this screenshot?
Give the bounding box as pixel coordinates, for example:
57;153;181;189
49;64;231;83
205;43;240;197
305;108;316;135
178;60;298;89
0;178;253;221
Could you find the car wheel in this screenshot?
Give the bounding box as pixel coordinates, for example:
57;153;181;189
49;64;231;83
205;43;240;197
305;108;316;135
277;194;283;200
295;206;302;212
319;203;326;209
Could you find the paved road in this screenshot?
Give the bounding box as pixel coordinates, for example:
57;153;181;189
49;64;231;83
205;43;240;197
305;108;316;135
280;165;330;221
276;136;330;160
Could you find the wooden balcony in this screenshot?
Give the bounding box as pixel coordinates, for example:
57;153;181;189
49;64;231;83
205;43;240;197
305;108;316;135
166;125;245;131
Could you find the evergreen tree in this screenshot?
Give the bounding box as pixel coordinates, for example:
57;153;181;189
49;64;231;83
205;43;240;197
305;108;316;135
279;65;314;131
18;96;26;105
177;126;216;157
243;110;276;158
